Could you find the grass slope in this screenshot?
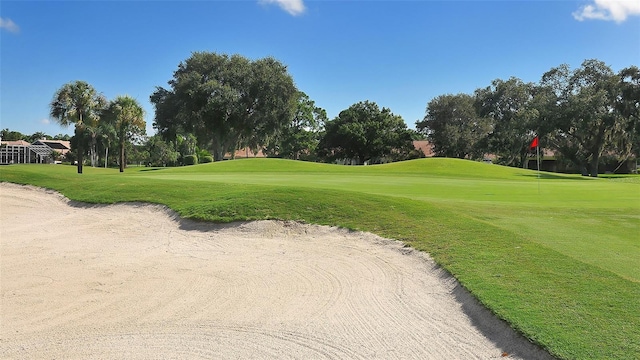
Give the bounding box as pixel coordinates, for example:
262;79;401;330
1;159;638;360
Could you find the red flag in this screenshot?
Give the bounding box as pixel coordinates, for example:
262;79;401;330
529;136;539;149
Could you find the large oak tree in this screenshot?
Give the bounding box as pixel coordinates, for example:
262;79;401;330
270;91;327;160
150;52;298;161
318;101;414;164
475;77;537;167
416;93;489;159
539;60;621;176
614;66;640;168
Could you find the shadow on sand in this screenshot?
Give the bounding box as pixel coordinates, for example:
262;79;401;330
446;273;557;359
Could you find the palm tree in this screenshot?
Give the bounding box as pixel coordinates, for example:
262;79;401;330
105;96;146;172
97;121;117;168
85;121;102;168
50;81;106;174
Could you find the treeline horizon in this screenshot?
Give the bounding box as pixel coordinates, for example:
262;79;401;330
416;59;639;177
4;55;638;176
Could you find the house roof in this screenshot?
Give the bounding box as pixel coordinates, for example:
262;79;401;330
29;144;55;157
1;140;31;146
34;139;71;150
226;147;266;159
413;140;435;157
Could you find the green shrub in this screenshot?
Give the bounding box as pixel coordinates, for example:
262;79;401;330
200;155;213;163
197;148;212;160
184;154;198;165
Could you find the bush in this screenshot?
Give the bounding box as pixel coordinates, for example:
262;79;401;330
184;154;198;165
200;155;213;163
197;148;212;160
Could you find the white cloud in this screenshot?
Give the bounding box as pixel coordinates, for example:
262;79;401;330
40;119;50;125
259;0;306;16
0;17;20;33
573;0;640;23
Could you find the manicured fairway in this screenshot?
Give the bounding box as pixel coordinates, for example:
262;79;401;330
1;158;639;360
141;159;640;282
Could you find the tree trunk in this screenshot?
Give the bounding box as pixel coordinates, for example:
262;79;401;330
119;140;125;172
105;147;108;168
580;163;589;176
90;133;97;167
211;136;225;161
589;153;600;177
212;144;223;162
75;125;83;174
212;147;224;162
77;143;84;174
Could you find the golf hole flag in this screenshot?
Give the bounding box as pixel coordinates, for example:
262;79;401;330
530;136;541;189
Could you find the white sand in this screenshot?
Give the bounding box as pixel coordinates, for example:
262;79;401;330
0;182;554;359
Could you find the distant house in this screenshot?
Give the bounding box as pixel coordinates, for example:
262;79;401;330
224;147;266;160
525;148;638;174
525;148;558;172
32;139;71;159
222;142;435;161
0;139;71;164
0;140;33;164
412;140;434;157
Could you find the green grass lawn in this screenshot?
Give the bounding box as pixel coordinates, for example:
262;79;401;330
1;158;639;360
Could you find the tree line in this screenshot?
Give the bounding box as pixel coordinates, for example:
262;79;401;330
150;52;418;166
416;59;639;176
46;81;147;173
35;52;416;173
24;54;638;175
0;129;71;143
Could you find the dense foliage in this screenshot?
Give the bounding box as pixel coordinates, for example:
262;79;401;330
417;60;640;176
49;81;107;173
150;52;298;161
13;57;636;175
416;93;489;160
539;60;637;176
318;101;415;164
268;91;327;161
47;82;147;172
0;129;71;142
103;96;146;172
144;134;179;167
183;154;198;165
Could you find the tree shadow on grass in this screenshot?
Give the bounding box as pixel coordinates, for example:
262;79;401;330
518;173;593;180
138;167;169;172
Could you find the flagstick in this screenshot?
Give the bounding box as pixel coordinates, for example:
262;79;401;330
537;143;540;195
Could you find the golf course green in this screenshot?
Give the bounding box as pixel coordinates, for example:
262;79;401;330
1;158;638;360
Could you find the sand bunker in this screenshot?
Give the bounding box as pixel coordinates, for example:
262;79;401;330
0;182;553;359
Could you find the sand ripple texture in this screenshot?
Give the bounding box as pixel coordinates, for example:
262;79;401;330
0;183;553;359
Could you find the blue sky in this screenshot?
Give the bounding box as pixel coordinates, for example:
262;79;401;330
1;0;639;137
